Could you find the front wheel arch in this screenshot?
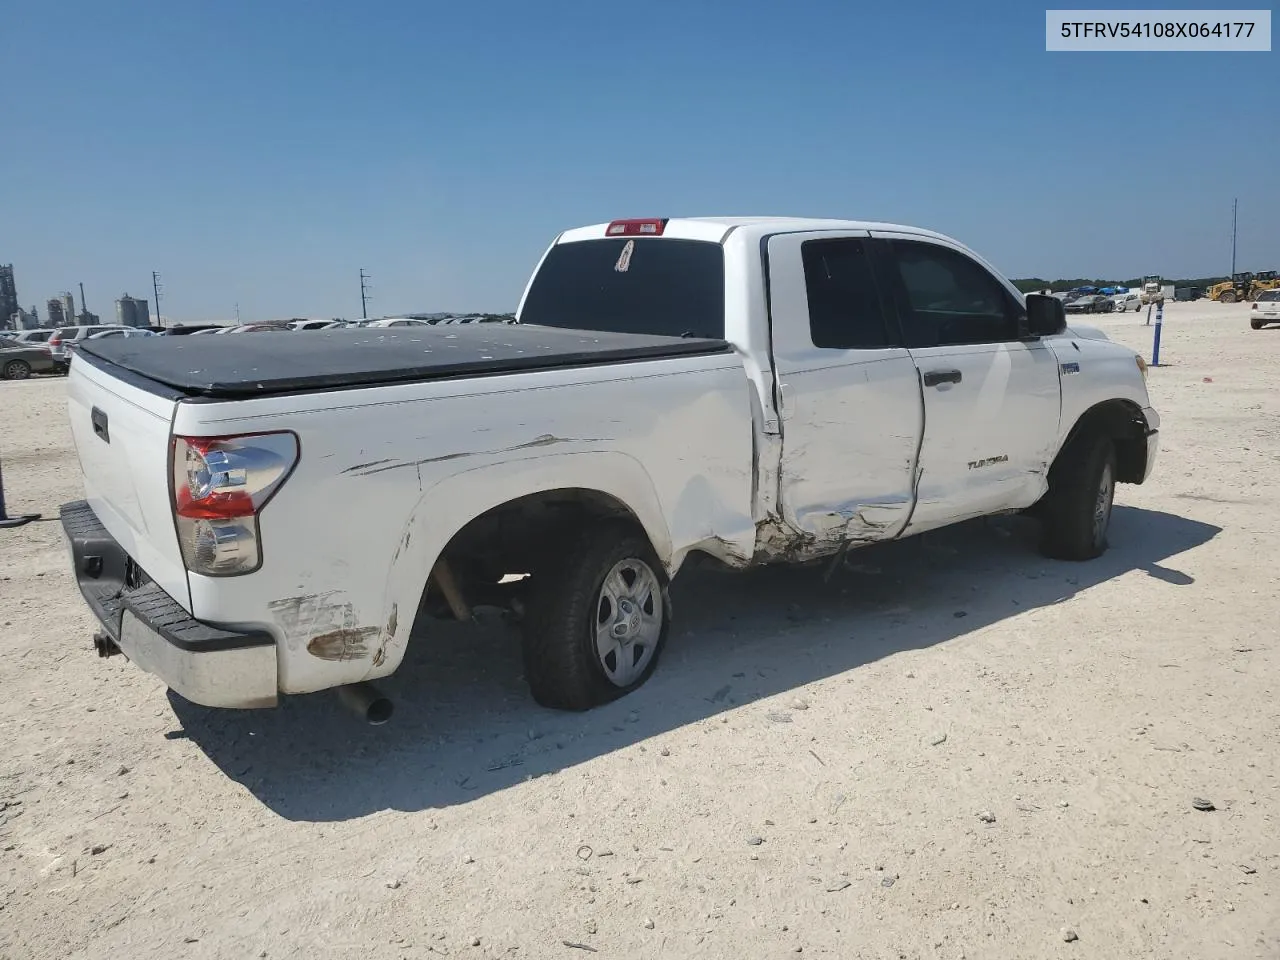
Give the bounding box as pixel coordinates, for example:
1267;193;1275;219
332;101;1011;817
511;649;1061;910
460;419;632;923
1054;399;1150;485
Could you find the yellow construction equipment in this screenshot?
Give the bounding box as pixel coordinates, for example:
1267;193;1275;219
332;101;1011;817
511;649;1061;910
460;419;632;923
1252;271;1280;299
1208;271;1280;302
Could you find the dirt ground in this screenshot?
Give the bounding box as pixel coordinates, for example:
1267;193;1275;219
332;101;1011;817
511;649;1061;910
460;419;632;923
1;303;1277;960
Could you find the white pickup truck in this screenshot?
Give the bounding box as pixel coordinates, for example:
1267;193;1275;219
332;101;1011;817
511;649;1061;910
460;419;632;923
60;217;1159;720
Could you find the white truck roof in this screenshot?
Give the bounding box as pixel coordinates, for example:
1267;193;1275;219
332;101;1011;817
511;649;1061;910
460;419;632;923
557;216;962;247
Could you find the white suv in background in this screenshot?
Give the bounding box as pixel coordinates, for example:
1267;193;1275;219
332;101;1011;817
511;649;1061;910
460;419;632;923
1111;292;1142;313
48;325;131;363
1251;290;1280;330
9;330;55;346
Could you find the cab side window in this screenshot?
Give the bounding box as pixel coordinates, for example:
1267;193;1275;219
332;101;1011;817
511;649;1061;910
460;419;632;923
800;238;892;349
889;240;1020;348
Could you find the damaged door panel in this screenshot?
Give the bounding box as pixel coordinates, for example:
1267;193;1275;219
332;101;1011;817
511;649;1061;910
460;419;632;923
763;232;924;552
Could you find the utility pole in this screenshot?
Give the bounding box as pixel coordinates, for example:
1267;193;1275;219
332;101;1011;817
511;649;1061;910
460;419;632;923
359;268;371;320
152;271;164;327
1230;197;1238;276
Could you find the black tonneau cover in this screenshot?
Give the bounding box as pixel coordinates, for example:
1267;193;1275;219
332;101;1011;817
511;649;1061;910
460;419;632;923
77;325;732;399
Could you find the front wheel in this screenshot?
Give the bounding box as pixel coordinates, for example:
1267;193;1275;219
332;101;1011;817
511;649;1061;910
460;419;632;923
1038;433;1117;561
523;522;670;710
3;360;32;380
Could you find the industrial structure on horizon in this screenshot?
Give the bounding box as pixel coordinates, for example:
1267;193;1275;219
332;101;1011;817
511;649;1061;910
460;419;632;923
115;293;151;328
0;265;19;327
45;297;67;327
0;264;124;330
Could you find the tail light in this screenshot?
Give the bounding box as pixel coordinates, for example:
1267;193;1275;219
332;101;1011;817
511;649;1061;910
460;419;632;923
1252;303;1258;310
606;218;668;236
171;433;298;576
49;334;63;346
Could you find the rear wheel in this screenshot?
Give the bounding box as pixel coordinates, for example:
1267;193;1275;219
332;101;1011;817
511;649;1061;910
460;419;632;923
1221;290;1238;303
3;360;32;380
523;522;670;710
1039;432;1117;561
1252;318;1266;330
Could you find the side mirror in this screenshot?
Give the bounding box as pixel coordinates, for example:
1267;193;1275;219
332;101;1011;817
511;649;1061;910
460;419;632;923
1025;293;1067;337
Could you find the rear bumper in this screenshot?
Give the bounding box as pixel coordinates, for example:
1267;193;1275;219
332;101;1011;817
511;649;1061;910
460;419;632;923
60;500;278;709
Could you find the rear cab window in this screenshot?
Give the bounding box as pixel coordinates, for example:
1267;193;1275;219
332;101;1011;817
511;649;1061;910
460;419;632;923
800;238;893;349
519;238;725;340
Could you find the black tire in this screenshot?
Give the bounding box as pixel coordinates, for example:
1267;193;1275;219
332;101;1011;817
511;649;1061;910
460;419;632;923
523;521;670;711
1038;432;1117;561
1252;319;1265;330
3;360;32;381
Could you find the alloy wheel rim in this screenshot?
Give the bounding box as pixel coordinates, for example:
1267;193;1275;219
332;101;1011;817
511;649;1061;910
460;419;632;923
594;558;663;687
1093;462;1114;545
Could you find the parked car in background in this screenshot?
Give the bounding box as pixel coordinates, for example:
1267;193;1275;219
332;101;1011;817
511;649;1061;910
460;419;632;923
48;325;130;364
1111;292;1143;313
157;324;227;336
287;320;344;331
365;317;435;328
10;330;54;346
88;328;157;341
0;336;60;380
1251;290;1280;329
1065;294;1114;314
220;322;292;334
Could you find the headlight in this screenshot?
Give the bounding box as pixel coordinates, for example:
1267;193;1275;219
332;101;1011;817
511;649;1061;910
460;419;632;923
1135;354;1148;380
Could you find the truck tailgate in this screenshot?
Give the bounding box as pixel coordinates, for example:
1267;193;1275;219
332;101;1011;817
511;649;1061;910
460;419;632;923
66;356;190;609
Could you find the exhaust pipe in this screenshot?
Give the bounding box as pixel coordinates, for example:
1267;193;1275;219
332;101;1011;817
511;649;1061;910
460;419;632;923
336;682;394;725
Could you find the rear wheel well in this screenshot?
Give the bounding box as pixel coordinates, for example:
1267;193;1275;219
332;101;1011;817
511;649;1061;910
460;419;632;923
1057;399;1149;484
418;489;653;620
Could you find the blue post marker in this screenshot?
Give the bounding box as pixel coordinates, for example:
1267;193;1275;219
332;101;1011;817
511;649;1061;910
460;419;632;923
0;453;42;529
1151;301;1164;367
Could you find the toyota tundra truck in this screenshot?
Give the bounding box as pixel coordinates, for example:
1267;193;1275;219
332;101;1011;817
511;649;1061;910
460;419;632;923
59;217;1160;719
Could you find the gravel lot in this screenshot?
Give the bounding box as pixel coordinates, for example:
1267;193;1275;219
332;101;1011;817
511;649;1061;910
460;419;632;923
1;303;1277;960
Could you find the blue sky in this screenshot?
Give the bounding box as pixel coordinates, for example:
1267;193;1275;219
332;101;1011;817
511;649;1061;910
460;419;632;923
3;0;1276;322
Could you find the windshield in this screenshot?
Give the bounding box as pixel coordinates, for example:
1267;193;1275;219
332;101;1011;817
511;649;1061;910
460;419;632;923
519;238;725;339
1259;291;1280;302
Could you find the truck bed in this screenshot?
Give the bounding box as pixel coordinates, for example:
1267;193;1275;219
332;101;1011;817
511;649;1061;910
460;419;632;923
76;325;732;399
